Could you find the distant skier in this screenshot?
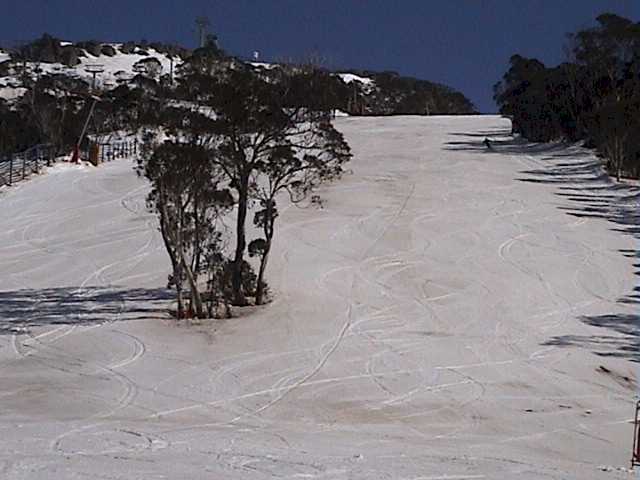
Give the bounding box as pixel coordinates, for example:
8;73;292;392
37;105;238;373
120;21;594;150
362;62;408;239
483;137;493;150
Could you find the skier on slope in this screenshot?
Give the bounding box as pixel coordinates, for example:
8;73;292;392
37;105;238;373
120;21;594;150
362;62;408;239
483;137;493;150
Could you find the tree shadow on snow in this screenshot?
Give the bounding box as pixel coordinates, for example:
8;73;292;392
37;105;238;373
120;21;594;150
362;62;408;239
443;132;575;156
447;128;513;139
544;314;640;363
517;146;640;360
0;286;173;335
444;127;640;361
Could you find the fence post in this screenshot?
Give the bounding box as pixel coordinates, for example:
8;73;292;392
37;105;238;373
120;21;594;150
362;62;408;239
633;401;640;468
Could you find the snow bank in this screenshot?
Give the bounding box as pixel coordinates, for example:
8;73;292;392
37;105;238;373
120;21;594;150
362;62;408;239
249;61;278;70
337;72;373;86
0;85;26;100
337;72;375;93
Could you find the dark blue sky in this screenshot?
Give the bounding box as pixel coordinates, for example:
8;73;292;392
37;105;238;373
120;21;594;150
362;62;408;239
2;1;639;112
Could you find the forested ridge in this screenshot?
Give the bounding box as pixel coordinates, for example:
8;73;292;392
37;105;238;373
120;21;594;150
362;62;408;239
494;13;640;180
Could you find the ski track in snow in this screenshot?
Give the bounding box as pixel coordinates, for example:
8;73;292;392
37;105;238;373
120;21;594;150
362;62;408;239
0;116;637;479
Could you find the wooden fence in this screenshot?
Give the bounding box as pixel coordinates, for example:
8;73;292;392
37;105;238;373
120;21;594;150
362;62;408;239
0;144;56;187
0;139;139;188
93;139;139;163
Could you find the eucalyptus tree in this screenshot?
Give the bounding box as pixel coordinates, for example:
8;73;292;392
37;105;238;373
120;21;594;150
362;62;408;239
249;122;351;305
138;133;232;319
179;67;351;305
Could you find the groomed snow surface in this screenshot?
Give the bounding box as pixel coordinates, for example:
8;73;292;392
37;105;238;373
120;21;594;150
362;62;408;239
0;116;637;479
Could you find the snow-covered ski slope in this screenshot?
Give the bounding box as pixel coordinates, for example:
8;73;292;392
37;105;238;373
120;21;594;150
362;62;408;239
0;116;637;479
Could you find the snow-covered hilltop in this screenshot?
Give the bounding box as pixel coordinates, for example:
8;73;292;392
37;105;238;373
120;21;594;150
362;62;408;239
0;37;183;94
0;34;476;115
0;43;375;100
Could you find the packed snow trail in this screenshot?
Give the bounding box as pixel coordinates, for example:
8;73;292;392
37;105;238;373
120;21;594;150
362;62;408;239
0;116;637;479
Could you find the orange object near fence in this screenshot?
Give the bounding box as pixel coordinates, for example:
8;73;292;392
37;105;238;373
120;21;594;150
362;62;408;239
89;143;100;166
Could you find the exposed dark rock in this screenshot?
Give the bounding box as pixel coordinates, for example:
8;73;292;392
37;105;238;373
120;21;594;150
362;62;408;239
101;45;117;57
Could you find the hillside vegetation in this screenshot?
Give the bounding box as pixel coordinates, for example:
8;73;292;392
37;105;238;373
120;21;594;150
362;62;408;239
0;33;474;157
495;13;640;179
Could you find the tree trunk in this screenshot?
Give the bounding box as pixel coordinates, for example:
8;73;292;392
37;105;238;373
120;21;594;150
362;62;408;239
255;243;270;305
255;203;275;306
176;274;184;319
613;136;624;182
192;196;202;274
158;200;184;318
182;255;204;318
232;175;249;305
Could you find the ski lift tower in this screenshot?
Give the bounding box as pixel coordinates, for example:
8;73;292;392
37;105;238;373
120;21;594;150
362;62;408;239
168;54;174;85
195;16;210;48
84;64;105;91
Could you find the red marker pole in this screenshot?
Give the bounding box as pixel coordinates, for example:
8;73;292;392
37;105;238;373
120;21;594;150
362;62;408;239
70;145;79;164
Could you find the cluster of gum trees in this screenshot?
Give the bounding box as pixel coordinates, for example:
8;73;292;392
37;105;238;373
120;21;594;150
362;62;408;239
0;73;92;157
494;13;640;180
138;65;352;318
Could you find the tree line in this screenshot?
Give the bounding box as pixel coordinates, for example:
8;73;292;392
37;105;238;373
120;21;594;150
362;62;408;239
494;13;640;180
